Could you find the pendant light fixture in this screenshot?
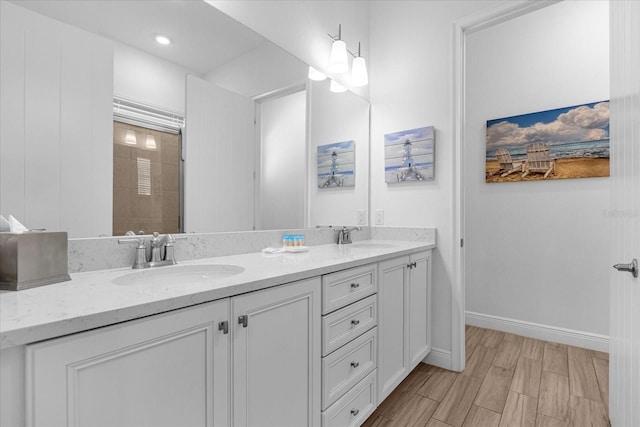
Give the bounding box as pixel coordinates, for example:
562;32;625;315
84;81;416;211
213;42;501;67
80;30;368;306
308;66;327;81
125;130;137;145
329;79;347;93
349;42;368;88
145;134;157;149
325;25;369;90
328;25;348;74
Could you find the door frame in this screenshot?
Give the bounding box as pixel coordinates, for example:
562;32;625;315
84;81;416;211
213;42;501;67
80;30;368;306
451;0;561;372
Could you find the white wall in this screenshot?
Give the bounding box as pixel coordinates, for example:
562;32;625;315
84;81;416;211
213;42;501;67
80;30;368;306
308;79;370;227
0;2;113;237
206;0;370;99
369;1;504;363
184;75;255;233
258;90;307;230
464;1;610;336
113;42;196;114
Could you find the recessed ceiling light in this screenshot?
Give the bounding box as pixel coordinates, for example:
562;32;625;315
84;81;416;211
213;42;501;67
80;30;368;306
155;35;172;45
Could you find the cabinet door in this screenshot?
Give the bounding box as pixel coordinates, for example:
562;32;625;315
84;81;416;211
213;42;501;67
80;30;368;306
232;277;321;427
408;251;432;369
377;256;409;402
26;299;230;427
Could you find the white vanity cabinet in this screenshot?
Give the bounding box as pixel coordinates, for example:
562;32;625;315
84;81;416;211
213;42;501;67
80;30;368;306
26;298;231;427
320;264;378;427
12;244;435;427
25;277;321;427
377;250;432;402
231;277;321;427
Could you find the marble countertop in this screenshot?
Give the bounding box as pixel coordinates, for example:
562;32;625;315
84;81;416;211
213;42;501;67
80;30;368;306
0;241;435;350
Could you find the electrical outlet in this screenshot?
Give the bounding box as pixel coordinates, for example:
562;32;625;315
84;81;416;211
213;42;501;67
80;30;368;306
356;209;366;225
375;209;384;225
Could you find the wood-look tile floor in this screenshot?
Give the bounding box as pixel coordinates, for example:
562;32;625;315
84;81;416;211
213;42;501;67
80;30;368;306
363;326;610;427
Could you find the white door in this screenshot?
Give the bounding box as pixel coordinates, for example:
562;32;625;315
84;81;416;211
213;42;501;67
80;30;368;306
609;1;640;425
377;256;409;402
257;89;307;230
184;75;255;233
232;277;321;427
408;251;431;369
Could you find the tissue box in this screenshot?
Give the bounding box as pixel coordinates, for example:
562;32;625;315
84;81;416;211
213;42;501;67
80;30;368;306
0;232;70;291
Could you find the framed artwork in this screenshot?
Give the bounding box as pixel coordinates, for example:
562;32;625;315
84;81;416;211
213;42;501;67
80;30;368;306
384;126;435;183
317;140;355;188
486;101;610;182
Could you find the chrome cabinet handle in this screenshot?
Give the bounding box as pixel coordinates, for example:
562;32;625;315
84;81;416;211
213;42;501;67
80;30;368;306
351;409;359;416
350;361;359;368
351;319;360;326
613;259;638;278
350;282;360;289
218;321;229;334
238;315;248;328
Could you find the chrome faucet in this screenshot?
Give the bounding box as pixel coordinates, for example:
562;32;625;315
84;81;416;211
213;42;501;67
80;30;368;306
337;226;362;245
118;232;183;269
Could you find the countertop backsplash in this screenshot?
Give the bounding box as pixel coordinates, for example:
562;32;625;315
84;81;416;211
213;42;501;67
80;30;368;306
67;226;436;273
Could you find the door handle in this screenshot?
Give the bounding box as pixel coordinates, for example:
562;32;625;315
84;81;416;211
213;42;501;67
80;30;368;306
613;259;638;278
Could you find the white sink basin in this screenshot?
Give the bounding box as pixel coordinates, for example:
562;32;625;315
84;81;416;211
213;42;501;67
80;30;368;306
112;264;245;287
347;242;398;249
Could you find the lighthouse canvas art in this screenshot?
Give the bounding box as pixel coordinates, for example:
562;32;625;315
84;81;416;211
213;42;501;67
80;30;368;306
317;140;355;188
384;126;435;183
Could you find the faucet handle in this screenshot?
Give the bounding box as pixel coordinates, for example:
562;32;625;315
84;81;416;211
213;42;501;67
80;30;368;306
118;236;146;248
118;237;149;269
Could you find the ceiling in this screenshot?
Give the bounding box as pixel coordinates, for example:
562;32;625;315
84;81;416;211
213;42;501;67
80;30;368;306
9;0;269;75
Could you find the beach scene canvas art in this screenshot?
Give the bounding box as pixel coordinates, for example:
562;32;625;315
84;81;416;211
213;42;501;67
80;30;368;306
486;101;610;183
317;140;355;188
384;126;435;183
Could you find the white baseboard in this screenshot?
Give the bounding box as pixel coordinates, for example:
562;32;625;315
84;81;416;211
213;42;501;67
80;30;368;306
424;347;452;370
466;311;609;353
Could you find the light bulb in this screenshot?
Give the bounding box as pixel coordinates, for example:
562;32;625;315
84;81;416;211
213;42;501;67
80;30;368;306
125;130;137;145
330;80;347;93
308;66;327;81
328;39;348;74
351;57;368;87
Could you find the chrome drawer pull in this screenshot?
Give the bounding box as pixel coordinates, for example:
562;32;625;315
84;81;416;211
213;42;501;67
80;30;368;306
350;282;360;289
351;361;359;368
351;319;360;326
351;409;359;416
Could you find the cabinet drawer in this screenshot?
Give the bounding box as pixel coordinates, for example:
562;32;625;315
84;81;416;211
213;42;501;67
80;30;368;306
322;370;377;427
322;264;377;314
322;327;376;409
322;294;377;356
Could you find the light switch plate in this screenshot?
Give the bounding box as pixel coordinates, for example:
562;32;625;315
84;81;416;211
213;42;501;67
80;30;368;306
356;209;366;225
375;209;384;225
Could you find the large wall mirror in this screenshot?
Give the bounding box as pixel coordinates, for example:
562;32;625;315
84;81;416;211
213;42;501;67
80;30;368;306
0;0;370;237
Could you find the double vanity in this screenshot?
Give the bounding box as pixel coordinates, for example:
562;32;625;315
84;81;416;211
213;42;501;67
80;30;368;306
0;237;434;427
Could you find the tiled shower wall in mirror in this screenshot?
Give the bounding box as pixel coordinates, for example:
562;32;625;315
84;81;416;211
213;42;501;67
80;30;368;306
113;122;180;236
